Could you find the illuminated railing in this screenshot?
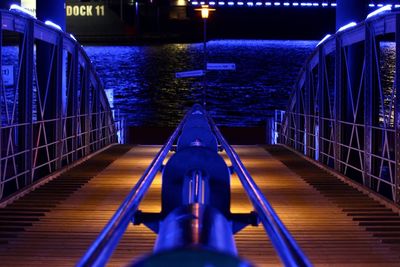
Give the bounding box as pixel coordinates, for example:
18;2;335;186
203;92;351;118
279;8;400;204
0;8;118;201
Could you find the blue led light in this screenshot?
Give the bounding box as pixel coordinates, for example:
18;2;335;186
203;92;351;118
265;2;272;6
316;34;331;47
256;2;263;6
331;3;336;7
366;5;392;19
274;2;281;6
312;3;319;7
70;34;77;41
209;1;216;5
337;22;357;32
247;2;254;6
237;1;244;5
293;2;299;6
284;2;290;6
227;1;234;5
200;1;205;4
218;1;225;5
395;4;400;8
45;20;63;31
377;4;384;7
369;4;375;7
322;3;328;7
192;1;199;4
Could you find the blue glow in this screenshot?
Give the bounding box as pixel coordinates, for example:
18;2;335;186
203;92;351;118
45;20;63;31
331;3;336;7
337;22;357;32
316;34;331;47
366;5;392;19
274;2;281;6
9;4;36;18
237;1;244;5
369;4;375;7
218;1;225;5
283;2;290;6
396;4;400;8
265;2;272;6
312;3;319;7
247;2;254;6
322;3;328;7
200;1;205;4
209;1;216;4
227;1;234;5
293;2;299;6
377;4;384;7
69;34;77;41
192;1;199;4
256;2;263;6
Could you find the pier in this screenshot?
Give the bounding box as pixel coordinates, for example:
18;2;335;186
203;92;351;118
1;2;400;266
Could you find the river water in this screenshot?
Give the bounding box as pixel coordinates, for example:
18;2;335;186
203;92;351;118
85;40;317;126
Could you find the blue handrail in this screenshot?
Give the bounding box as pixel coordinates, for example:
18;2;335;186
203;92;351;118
77;112;189;267
209;117;312;267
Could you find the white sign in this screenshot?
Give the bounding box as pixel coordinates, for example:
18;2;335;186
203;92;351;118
207;63;236;71
175;70;205;78
21;0;36;16
2;65;14;87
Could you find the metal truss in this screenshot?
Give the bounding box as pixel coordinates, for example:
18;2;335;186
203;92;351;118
0;10;118;200
279;12;400;204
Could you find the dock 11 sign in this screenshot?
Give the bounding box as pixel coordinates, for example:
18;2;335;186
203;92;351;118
2;66;14;87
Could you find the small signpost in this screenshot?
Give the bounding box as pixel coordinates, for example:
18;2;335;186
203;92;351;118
2;65;14;86
206;63;236;71
175;70;205;78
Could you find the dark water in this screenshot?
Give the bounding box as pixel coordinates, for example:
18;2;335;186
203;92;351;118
85;40;317;127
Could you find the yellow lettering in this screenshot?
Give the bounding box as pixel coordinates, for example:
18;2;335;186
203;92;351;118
66;6;72;16
80;6;86;16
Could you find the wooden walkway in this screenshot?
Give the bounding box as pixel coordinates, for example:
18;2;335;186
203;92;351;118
0;145;400;266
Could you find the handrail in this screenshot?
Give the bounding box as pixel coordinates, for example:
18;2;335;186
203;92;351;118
78;110;189;267
209;117;311;267
279;10;400;204
0;8;118;201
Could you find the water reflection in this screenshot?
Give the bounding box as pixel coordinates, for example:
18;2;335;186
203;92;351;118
85;40;317;126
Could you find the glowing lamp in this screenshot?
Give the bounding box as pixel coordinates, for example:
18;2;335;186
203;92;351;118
195;5;215;19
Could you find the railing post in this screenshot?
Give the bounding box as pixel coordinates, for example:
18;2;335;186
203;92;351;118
55;34;64;170
318;46;325;164
82;67;90;156
71;46;79;162
395;14;400;204
295;86;301;152
0;13;2;193
364;23;374;190
305;65;312;157
95;83;101;149
334;36;343;173
18;19;34;186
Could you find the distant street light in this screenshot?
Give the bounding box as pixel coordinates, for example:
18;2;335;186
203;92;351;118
195;5;215;107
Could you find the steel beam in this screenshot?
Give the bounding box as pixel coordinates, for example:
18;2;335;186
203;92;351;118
334;37;342;173
317;47;325;164
18;19;34;186
364;23;373;189
394;14;400;204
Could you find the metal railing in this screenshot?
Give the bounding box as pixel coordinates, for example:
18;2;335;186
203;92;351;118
209;116;311;267
0;9;118;201
279;9;400;204
78;110;188;267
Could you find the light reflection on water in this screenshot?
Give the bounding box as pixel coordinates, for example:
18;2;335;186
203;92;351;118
85;40;317;126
